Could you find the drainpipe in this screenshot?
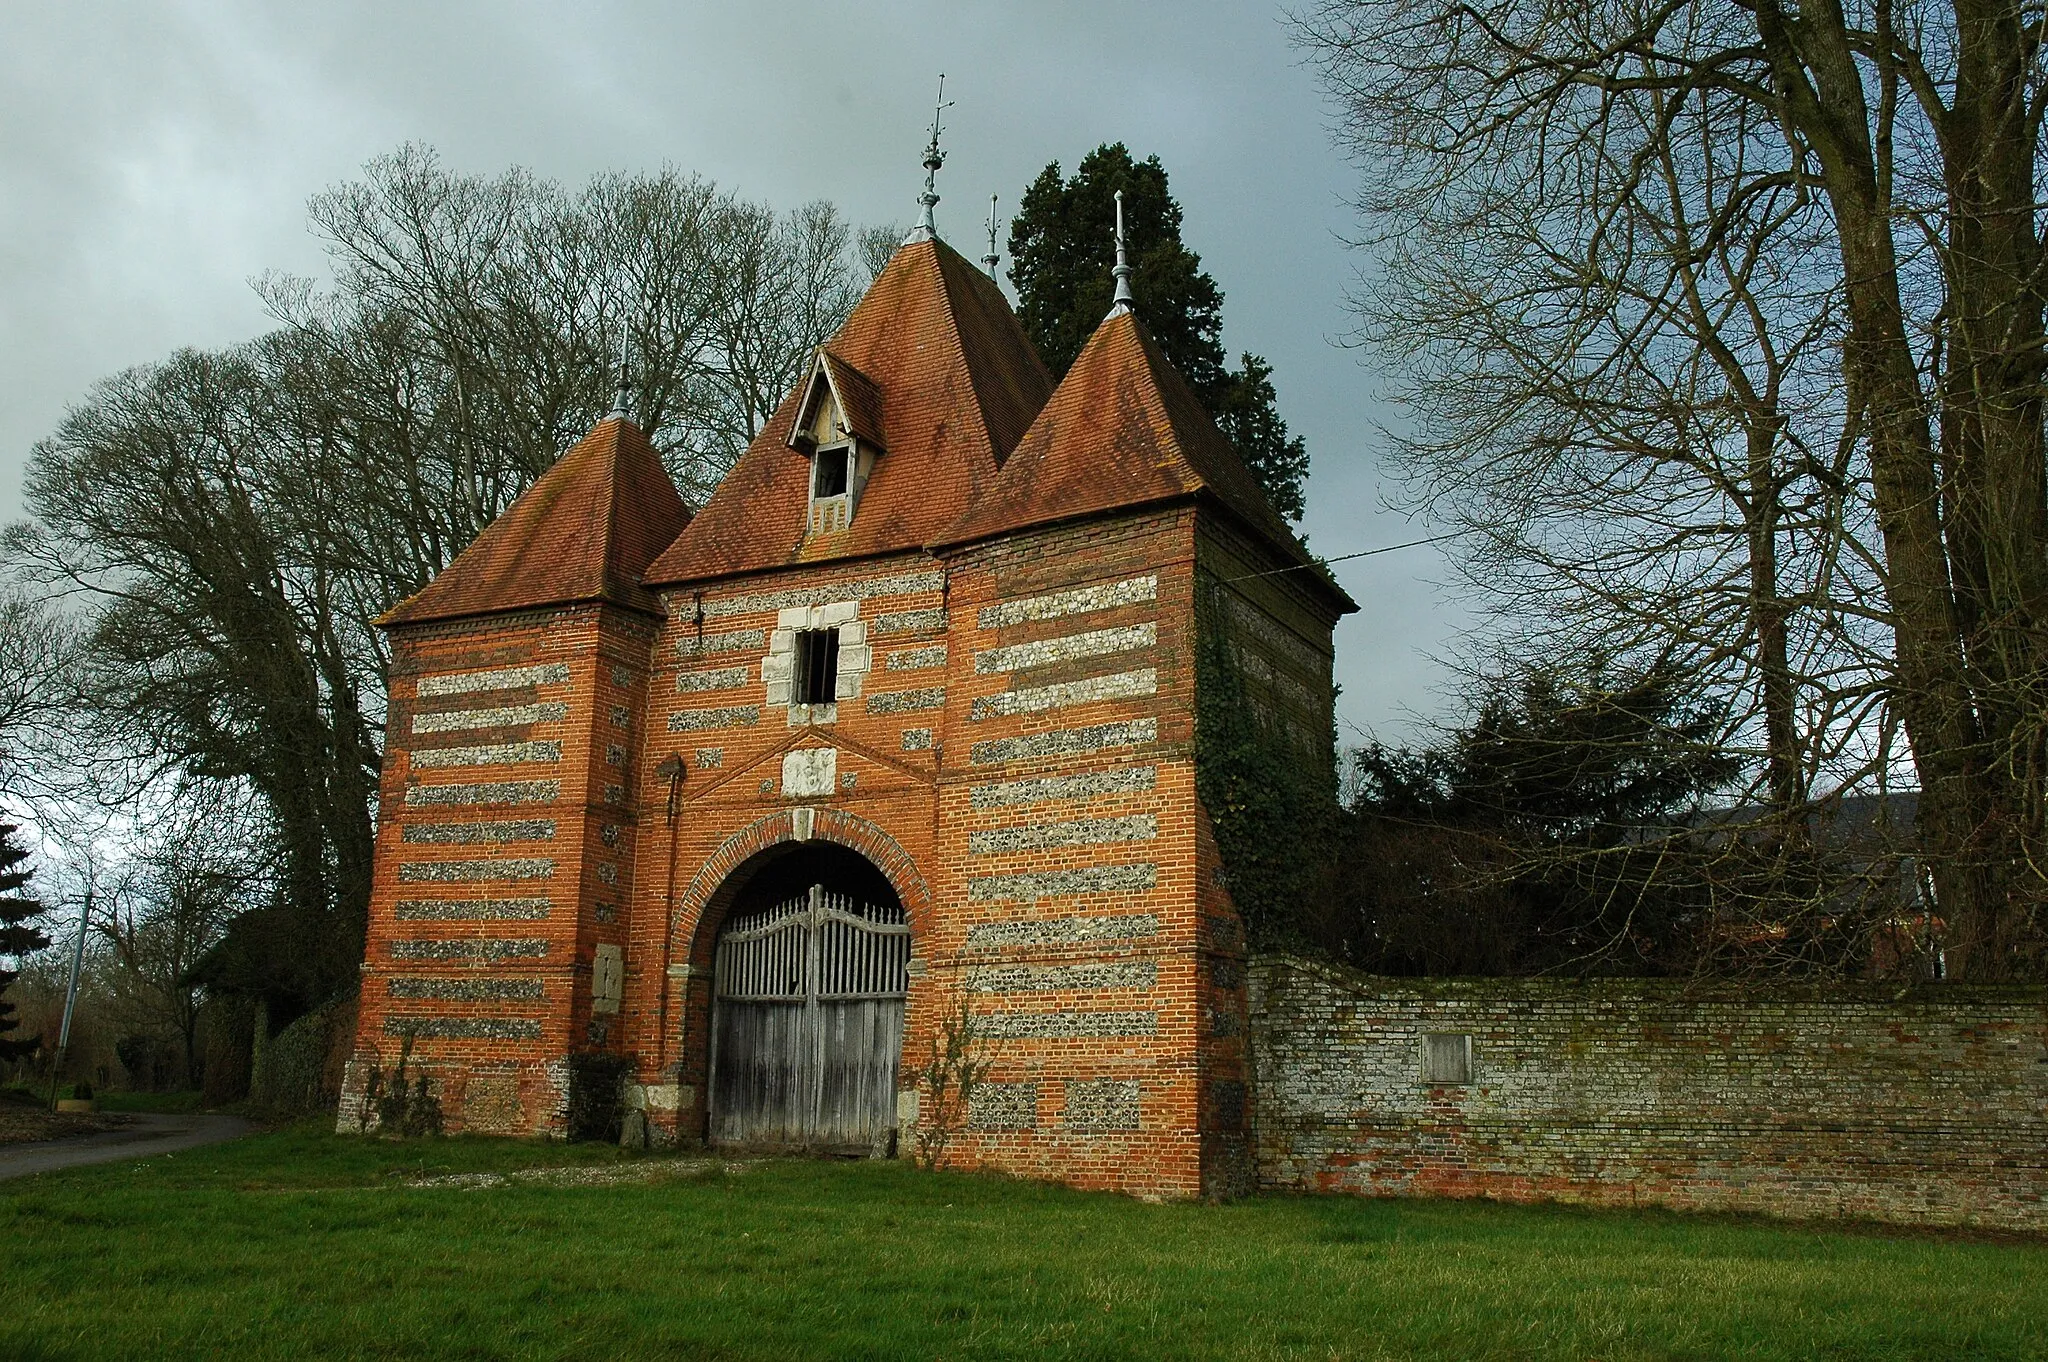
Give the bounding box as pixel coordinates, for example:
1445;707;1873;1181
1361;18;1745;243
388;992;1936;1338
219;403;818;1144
652;754;686;1083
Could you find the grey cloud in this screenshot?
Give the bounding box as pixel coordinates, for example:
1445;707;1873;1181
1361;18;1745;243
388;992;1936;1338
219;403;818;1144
0;0;1471;742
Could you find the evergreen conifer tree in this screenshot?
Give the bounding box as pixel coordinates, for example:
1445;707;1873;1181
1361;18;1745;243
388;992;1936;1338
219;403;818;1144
0;822;46;1061
1007;144;1311;520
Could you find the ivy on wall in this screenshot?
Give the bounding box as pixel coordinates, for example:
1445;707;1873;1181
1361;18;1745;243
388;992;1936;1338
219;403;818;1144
1193;573;1341;948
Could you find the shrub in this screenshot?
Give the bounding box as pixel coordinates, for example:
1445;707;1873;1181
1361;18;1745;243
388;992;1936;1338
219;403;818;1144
363;1036;442;1138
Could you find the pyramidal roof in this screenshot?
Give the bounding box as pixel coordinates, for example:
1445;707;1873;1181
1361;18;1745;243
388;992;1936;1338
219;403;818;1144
645;236;1053;584
937;309;1354;612
382;414;691;627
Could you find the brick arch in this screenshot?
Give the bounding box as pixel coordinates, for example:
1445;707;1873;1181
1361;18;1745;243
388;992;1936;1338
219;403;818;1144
672;807;934;964
664;808;933;1137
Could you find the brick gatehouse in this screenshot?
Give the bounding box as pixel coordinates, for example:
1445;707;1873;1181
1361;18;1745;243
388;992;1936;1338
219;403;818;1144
339;227;1352;1200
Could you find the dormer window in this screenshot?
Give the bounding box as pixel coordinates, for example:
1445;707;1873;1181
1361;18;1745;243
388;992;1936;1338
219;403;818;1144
788;349;885;537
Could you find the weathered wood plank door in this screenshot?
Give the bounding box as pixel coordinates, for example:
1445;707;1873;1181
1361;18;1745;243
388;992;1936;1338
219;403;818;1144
708;885;909;1150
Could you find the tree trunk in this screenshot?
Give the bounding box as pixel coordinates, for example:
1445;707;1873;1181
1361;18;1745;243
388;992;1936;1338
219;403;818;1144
1933;0;2048;974
1754;0;2040;975
1745;419;1805;818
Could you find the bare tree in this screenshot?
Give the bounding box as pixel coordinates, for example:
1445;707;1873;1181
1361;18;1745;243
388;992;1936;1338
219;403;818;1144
7;146;877;1010
0;588;87;805
94;804;251;1088
8;347;375;1008
1298;0;2048;977
701;198;867;481
859;224;908;283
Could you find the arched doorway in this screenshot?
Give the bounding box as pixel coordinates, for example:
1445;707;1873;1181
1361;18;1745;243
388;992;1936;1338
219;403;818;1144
707;843;909;1151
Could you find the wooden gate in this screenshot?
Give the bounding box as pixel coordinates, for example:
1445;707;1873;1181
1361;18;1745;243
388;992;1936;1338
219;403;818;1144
708;884;910;1150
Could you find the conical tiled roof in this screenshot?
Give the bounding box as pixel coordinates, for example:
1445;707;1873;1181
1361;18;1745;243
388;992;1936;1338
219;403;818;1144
382;415;691;627
645;237;1052;585
936;310;1353;611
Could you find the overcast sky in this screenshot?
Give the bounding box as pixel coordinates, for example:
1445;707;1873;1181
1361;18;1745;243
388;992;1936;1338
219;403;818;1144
0;0;1476;745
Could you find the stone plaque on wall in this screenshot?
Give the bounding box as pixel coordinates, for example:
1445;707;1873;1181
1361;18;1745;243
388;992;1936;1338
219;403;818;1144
781;747;837;798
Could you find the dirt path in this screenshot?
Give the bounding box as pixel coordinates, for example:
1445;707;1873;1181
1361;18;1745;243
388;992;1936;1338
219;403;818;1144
0;1113;253;1181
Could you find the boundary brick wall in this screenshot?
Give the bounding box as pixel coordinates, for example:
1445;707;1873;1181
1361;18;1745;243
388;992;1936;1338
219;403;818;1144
1250;955;2048;1232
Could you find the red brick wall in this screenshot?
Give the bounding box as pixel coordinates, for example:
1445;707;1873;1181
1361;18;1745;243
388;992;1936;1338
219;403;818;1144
341;601;657;1136
620;553;948;1139
931;509;1210;1197
1194;517;1341;760
1187;518;1347;1196
610;509;1265;1198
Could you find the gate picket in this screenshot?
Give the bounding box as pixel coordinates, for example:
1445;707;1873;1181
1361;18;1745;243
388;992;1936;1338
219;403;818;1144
709;883;909;1150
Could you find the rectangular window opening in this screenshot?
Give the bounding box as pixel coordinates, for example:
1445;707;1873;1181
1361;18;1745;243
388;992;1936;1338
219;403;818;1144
795;628;840;705
1421;1033;1473;1085
812;446;850;498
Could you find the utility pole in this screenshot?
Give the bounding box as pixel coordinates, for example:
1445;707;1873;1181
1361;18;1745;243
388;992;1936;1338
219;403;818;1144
46;883;91;1110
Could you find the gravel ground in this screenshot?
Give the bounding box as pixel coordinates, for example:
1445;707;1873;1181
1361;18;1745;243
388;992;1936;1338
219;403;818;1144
405;1159;749;1190
0;1113;251;1179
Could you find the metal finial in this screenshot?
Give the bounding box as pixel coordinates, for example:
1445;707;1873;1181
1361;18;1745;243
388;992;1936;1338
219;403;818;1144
906;74;952;244
1109;189;1135;316
983;193;1001;277
608;320;632;421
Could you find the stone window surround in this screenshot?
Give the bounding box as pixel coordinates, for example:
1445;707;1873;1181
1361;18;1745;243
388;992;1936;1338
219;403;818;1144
790;628;840;706
763;600;871;724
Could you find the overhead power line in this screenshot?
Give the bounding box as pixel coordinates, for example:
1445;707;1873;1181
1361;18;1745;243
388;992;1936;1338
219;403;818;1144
1219;532;1459;584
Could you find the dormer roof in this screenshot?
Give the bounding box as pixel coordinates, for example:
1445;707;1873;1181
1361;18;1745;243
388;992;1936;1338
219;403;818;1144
381;414;691;628
645;236;1052;585
789;350;885;453
935;309;1355;614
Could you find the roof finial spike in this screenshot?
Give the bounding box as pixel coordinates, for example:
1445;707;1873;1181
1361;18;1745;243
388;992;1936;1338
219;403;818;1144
608;318;633;421
907;73;952;244
983;192;1001;277
1109;189;1136;317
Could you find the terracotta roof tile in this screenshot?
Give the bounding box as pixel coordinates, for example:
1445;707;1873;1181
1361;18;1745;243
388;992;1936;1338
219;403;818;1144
935;310;1353;612
645;237;1052;585
381;415;690;627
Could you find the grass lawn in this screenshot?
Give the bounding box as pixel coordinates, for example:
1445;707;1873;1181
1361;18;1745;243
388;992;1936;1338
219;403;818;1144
3;1125;2044;1360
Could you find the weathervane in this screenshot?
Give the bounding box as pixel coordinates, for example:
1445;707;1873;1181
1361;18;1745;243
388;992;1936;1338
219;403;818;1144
983;193;1001;277
1109;189;1135;315
608;318;633;420
908;73;953;243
